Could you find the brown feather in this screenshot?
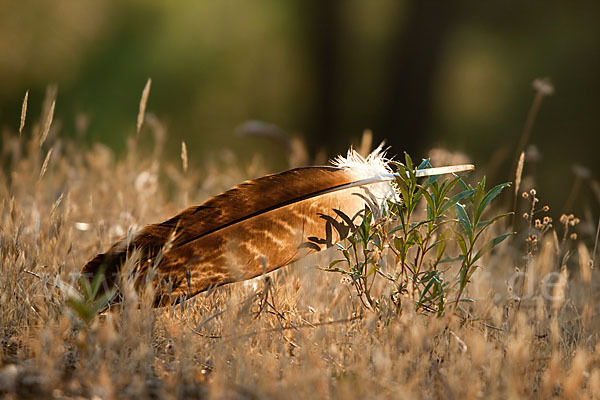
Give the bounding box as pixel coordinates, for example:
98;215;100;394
81;166;379;306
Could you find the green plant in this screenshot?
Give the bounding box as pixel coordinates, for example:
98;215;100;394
66;268;116;324
325;153;512;316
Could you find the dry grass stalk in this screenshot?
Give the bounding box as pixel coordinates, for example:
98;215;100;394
358;129;373;157
578;242;592;283
137;78;152;135
38;147;53;182
511;151;525;233
39;99;55;147
1;90;599;399
509;77;553;204
181;141;188;173
514;78;554;162
514;151;524;197
19;90;28;136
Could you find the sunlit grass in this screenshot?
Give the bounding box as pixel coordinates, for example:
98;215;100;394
1;92;599;399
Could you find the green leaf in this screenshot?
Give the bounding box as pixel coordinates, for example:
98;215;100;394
411;230;423;246
417;275;439;308
66;298;94;322
423;237;446;258
329;259;347;268
475;182;511;224
395;177;410;205
476;212;514;229
456;176;471;193
412;184;425;207
343;249;351;262
360;218;371;240
388;224;405;234
481;182;510;212
438;255;464;264
79;266;106;300
420;188;435;214
472;232;513;263
454;203;473;241
455;233;468;257
439;188;476;214
404;152;414;172
471;180;486;222
466;265;480;282
366;264;376;278
91;291;116;314
393;236;405;255
417;158;432;170
371;232;383;249
438;177;459;201
419;158;441;187
474;212;514;244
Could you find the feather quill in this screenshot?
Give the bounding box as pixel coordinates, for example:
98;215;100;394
81;147;473;306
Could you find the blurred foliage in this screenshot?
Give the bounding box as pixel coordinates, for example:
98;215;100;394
0;0;599;210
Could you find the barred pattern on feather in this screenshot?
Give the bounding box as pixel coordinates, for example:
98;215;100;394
81;147;474;307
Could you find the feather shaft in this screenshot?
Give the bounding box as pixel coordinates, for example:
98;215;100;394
414;164;474;177
333;164;476;190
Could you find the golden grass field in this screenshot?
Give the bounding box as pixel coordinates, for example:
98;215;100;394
1;92;599;399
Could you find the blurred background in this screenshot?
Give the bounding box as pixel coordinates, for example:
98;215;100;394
0;0;599;212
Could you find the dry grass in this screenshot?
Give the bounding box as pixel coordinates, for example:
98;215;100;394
1;99;600;399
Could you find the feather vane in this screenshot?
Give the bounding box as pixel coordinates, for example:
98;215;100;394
81;148;473;306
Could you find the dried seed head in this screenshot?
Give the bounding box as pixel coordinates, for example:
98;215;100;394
560;214;568;224
572;164;591;179
137;78;152;135
533;78;555;96
522;192;529;199
523;213;529;219
39;148;53;181
542;205;550;212
530;188;537;196
570;233;578;241
40;99;55;147
19;90;28;136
